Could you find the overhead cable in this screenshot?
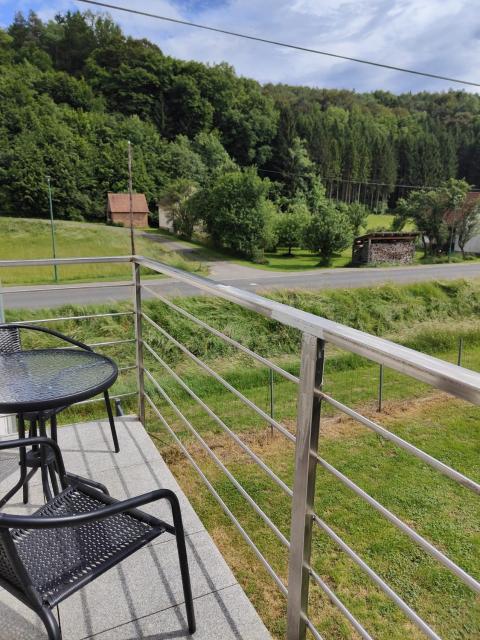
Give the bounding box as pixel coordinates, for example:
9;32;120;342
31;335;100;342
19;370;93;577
76;0;480;87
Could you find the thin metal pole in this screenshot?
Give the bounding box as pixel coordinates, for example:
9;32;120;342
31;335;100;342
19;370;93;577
133;262;145;424
128;141;136;256
458;337;463;367
46;176;58;282
287;333;325;640
378;364;384;412
269;368;274;436
0;278;4;322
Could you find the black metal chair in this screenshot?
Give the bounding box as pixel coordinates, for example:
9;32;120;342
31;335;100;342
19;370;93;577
0;322;120;452
0;437;196;639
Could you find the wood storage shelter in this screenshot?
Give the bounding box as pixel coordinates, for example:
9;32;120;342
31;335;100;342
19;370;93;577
107;193;149;228
352;232;418;265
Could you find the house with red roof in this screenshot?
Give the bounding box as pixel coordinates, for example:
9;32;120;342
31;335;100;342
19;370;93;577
107;193;149;228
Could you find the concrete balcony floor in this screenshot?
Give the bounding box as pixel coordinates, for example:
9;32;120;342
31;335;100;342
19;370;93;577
0;418;271;640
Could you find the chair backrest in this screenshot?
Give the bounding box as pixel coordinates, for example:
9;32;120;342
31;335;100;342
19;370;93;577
0;328;21;354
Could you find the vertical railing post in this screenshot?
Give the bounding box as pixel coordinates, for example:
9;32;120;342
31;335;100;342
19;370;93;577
378;364;384;412
457;337;463;367
269;368;274;436
287;333;325;639
133;260;145;424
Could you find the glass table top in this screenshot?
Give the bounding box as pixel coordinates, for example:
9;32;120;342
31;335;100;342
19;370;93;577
0;349;118;412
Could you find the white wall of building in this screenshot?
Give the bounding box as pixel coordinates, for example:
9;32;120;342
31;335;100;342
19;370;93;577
454;235;480;253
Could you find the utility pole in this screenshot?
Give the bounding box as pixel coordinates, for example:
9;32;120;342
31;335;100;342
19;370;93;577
127;140;136;256
46;175;58;282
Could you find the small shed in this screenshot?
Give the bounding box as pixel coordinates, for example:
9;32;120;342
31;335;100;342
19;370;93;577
107;193;149;228
352;232;418;265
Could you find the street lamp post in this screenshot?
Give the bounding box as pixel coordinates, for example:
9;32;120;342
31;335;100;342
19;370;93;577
46;175;58;282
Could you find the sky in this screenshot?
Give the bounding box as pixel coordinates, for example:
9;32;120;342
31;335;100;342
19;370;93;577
0;0;479;94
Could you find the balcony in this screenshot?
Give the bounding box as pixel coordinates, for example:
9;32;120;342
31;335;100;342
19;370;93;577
0;255;479;640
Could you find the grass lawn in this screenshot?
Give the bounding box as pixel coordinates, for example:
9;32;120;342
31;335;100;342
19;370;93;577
6;281;479;639
0;217;206;285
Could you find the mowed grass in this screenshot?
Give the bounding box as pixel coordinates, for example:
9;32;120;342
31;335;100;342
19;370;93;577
5;281;480;639
0;217;206;284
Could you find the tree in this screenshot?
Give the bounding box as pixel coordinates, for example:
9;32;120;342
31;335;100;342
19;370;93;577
455;196;480;258
193;168;272;258
158;178;199;239
395;178;470;256
347;202;369;237
276;202;311;255
303;200;353;263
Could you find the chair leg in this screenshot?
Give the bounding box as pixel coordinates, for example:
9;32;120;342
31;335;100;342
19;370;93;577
169;493;196;634
39;417;53;502
104;390;120;453
37;606;61;640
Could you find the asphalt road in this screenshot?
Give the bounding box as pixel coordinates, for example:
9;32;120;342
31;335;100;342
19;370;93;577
3;261;480;309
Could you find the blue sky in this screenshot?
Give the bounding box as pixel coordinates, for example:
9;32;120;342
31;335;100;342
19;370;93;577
1;0;478;94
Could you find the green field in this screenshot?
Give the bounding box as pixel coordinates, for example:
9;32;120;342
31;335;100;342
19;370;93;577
0;217;206;284
6;280;480;639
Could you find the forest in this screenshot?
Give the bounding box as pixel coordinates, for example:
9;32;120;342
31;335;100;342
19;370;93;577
1;10;480;258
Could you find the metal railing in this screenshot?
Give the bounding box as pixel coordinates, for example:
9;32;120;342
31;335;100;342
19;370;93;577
0;254;479;640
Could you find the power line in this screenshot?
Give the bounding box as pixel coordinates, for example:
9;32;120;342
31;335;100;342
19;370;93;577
259;168;480;192
76;0;480;88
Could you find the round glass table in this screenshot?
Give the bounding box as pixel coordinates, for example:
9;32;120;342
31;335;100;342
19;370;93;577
0;348;118;505
0;349;118;414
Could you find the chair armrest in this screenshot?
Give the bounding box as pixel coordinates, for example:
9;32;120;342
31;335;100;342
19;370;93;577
0;323;93;352
0;488;178;533
65;472;110;495
0;437;68;488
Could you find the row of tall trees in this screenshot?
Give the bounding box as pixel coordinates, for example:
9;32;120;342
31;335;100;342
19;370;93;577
1;10;480;226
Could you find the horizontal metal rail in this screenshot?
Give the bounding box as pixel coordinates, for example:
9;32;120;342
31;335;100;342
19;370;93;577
307;565;373;640
144;368;290;548
314;453;479;593
12;312;134;325
72;391;137;407
0;256;132;268
2;282;134;295
144;391;288;596
61;339;136;350
142;311;296;443
135;255;480;406
142;284;297;384
143;340;293;497
312;514;441;640
317;389;480;495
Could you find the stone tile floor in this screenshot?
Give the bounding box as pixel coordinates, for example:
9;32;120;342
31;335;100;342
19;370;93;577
0;418;271;640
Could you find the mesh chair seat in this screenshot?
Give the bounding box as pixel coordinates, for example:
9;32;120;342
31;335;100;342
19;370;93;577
12;484;167;606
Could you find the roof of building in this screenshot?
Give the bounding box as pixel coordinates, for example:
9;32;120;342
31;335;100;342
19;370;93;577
354;231;418;245
107;192;149;213
443;191;480;225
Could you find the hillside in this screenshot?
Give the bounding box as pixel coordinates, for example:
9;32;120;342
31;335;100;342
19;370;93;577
1;10;480;224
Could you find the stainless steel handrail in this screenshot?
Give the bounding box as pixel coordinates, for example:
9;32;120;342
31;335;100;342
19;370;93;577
135;255;480;405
